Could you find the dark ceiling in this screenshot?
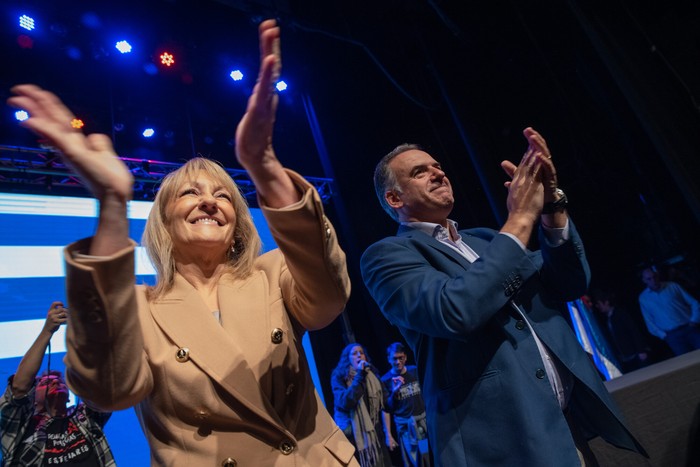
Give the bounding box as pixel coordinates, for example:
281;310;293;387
2;0;700;393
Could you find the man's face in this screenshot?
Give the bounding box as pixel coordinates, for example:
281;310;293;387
35;374;69;409
642;269;661;291
386;150;454;224
388;352;407;374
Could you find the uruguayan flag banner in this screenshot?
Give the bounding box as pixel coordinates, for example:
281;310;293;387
0;191;330;465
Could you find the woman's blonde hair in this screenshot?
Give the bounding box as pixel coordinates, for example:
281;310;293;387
142;157;262;299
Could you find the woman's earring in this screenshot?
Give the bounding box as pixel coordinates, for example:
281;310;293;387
230;244;236;255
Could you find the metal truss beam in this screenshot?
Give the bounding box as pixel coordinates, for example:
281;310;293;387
0;144;334;205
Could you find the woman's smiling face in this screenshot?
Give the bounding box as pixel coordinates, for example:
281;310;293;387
166;170;237;257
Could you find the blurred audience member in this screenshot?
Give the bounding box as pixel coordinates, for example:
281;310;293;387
332;343;394;467
381;342;430;467
0;302;114;466
639;267;700;356
593;290;651;373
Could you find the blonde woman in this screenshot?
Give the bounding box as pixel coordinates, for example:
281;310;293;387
8;19;357;467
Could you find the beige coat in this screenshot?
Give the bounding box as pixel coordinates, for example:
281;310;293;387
63;173;358;466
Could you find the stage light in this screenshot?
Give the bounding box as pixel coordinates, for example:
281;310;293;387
81;12;101;30
230;70;243;81
160;52;175;67
143;63;158;75
19;15;35;31
14;111;29;122
71;119;84;129
275;80;288;92
66;46;82;61
142;128;155;138
115;40;132;54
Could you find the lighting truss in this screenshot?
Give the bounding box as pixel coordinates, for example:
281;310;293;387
0;144;334;205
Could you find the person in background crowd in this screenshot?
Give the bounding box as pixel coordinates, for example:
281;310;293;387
331;343;394;467
593;290;651;373
638;267;700;356
381;342;430;467
1;302;114;466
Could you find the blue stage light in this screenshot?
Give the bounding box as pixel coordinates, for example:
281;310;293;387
230;70;243;81
19;15;35;31
81;12;101;29
142;128;155;138
275;80;288;92
143;63;158;75
14;110;29;122
115;40;132;54
66;46;82;60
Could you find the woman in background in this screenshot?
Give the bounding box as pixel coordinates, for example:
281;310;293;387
331;343;395;467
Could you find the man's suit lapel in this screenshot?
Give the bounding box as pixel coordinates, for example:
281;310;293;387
397;224;474;270
149;273;286;431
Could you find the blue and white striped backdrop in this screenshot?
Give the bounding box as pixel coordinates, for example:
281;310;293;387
0;191;324;465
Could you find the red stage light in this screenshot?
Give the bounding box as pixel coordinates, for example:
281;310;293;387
160;52;175;67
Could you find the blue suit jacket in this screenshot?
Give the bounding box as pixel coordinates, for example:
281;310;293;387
361;221;644;466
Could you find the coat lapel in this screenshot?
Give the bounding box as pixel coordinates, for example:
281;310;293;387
149;273;285;431
397;224;474;270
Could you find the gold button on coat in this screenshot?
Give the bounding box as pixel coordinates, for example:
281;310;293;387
271;328;284;344
175;347;190;362
279;439;295;455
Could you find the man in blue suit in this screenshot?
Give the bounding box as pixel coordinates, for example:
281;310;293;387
361;128;645;466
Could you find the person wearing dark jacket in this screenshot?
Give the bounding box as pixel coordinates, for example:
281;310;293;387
361;129;647;466
594;290;651;373
332;343;394;467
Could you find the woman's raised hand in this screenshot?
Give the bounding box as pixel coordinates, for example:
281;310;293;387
7;84;133;203
235;19;280;171
234;20;298;208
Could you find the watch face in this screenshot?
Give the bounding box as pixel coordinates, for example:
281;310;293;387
543;189;567;214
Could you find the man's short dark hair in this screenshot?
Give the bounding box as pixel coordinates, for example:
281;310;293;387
386;342;407;357
373;144;423;222
37;369;64;383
